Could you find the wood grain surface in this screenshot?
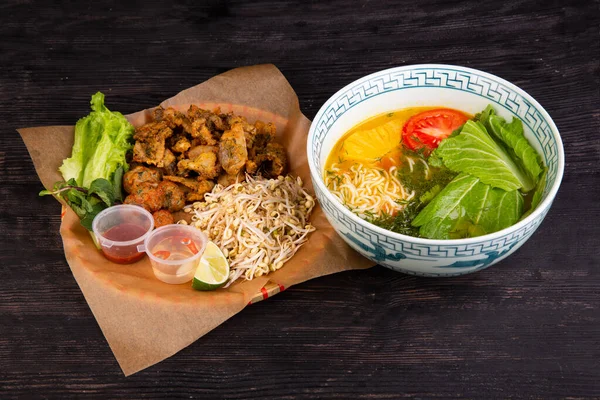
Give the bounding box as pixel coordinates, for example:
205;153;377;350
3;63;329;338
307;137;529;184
1;0;599;398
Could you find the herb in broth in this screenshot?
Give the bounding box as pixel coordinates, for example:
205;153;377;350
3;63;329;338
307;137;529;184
398;148;457;195
366;201;423;237
366;149;457;238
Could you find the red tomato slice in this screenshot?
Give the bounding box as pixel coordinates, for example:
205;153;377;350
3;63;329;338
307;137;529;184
402;109;469;152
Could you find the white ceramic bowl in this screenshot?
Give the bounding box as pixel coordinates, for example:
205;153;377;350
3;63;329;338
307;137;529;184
307;64;564;276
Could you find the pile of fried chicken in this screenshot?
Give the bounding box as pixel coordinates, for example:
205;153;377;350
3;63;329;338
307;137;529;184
122;105;287;227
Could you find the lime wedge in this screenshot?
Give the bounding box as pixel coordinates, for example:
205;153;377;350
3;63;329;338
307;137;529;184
192;241;229;291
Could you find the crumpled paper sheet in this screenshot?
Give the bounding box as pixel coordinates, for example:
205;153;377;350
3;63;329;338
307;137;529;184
18;64;374;376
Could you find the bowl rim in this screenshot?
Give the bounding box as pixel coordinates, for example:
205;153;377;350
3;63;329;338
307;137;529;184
307;63;565;246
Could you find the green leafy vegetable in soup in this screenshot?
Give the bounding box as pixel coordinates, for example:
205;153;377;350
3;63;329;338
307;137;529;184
366;148;458;237
412;173;524;239
324;105;546;240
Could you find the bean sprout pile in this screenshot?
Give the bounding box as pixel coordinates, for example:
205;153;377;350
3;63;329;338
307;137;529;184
184;175;316;286
325;163;415;219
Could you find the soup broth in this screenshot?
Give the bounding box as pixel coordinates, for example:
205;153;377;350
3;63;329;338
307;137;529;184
324;104;546;240
324;107;468;238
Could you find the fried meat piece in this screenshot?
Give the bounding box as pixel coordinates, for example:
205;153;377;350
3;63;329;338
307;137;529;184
254;120;276;137
134;121;172;142
133;139;166;166
194;179;216;196
157;181;186;212
152;209;174;228
224;114;245;127
218;123;248;175
159;149;176;168
186;105;209;119
187;145;218;160
163;176;215;196
133;121;173;166
217;171;244;187
185;105;219;145
123;182;164;212
222;114;257;147
188;119;216;145
186;192;205;202
177;152;220;180
123;166;162;194
170;135;191;153
208;113;226;131
153;107;189;129
189;106;228;130
249;121;276;156
187;105;212;122
186;179;216;202
246;142;287;178
157;149;177;176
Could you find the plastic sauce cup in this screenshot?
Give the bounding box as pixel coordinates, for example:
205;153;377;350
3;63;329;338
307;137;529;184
138;224;208;284
92;205;155;264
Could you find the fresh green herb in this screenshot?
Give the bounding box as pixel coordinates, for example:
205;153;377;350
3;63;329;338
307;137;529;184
412;173;524;239
365;201;424;238
397;148;456;194
40;178;116;231
364;148;457;237
40;92;134;231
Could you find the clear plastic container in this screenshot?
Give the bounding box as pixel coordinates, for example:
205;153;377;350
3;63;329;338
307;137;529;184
139;224;208;284
92;205;154;264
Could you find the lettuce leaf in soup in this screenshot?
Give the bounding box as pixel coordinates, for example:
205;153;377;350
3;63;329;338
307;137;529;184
520;168;547;220
412;173;524;239
433;120;536;192
477;105;544;185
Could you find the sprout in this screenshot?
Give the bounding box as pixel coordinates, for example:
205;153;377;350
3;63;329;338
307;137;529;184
190;174;316;286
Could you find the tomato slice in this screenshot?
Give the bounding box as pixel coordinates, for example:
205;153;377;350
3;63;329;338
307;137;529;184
402;109;469;152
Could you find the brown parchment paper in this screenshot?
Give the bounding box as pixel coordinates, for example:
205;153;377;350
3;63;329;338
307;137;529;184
18;64;374;376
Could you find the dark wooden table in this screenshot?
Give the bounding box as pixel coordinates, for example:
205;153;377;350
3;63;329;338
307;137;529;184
2;0;599;398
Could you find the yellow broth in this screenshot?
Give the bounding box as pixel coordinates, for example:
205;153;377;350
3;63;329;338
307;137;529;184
324;107;438;173
323;107;464;237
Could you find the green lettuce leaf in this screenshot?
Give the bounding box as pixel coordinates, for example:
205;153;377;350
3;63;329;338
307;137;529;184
433;120;535;192
473;104;495;125
520;168;547;220
412;173;524;239
59;92;134;196
476;105;543;185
